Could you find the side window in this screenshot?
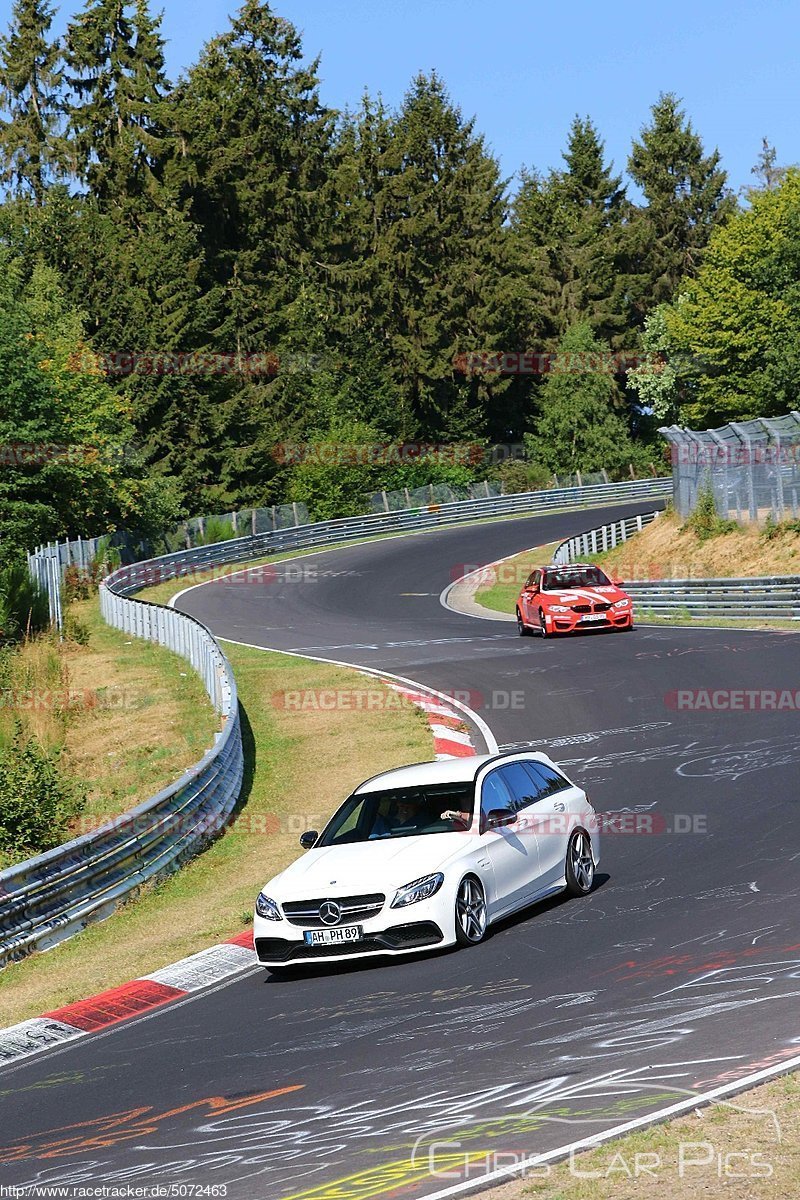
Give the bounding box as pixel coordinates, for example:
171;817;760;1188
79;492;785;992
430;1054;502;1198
496;763;540;813
522;760;569;800
524;570;538;589
480;770;514;822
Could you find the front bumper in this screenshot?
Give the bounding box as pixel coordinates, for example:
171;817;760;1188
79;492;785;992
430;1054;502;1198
254;888;458;966
255;920;444;965
547;608;633;634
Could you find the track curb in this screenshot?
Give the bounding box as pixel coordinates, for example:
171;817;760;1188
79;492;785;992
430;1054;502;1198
0;680;479;1069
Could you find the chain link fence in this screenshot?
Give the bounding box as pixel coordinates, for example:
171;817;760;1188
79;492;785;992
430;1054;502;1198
660;412;800;522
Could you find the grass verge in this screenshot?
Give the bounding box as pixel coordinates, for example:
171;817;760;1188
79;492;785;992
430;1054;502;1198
0;601;219;867
465;1069;799;1200
588;509;800;580
472;517;800;632
62;598;219;826
469;542;559;616
0;642;432;1026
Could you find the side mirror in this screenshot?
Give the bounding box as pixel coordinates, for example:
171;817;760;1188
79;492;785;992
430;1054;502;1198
299;830;318;849
486;808;516;830
612;578;624;587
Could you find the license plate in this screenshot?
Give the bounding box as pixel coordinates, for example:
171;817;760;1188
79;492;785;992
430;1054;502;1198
304;925;362;946
581;614;606;622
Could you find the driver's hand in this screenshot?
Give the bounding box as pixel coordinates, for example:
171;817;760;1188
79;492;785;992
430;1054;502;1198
441;809;468;823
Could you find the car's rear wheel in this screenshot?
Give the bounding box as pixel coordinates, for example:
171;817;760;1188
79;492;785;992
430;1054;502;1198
538;608;549;638
516;608;531;637
455;876;487;946
564;830;595;897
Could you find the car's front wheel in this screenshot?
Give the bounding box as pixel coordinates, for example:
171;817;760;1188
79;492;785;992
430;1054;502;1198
564;830;595;896
455;875;488;946
538;608;549;638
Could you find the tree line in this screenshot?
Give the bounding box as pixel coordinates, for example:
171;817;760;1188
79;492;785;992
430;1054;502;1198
0;0;794;557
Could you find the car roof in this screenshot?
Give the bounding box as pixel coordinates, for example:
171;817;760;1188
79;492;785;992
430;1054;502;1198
355;751;557;793
544;563;597;571
527;563;599;573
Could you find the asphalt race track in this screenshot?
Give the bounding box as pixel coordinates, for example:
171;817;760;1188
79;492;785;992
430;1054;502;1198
3;501;800;1199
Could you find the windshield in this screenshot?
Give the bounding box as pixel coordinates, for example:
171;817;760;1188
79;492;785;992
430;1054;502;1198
543;566;611;590
317;783;475;846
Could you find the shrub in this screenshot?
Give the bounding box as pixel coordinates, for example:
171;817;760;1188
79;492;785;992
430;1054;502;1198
0;725;85;864
193;516;237;546
63;536;124;602
762;513;800;541
497;460;553;494
63;563;92;603
63;614;90;645
0;563;51;642
684;484;739;542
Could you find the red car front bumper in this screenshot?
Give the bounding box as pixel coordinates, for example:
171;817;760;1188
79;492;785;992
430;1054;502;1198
546;608;633;634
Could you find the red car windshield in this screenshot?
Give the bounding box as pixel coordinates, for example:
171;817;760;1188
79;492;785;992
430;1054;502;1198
543;567;611;590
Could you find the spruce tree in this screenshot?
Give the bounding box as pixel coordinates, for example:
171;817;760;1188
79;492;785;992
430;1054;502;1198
65;0;171;206
627;93;734;321
332;72;514;440
0;0;64;202
524;323;643;476
168;0;334;355
512;117;630;349
750;137;784;192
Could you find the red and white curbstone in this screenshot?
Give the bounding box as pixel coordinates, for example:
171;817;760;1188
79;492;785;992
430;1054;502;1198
0;680;479;1067
0;930;259;1068
384;683;479;759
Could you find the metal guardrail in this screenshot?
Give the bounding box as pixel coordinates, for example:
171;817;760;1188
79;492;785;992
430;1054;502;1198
5;476;670;966
552;511;661;565
31;478;672;618
553;515;800;621
104;478;673;597
625;577;800;620
0;574;244;968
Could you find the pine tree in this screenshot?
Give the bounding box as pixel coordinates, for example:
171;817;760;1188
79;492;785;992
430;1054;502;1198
168;0;334;356
512;117;630;349
524;323;644;476
0;0;64;202
750;137;784;192
627;93;735;322
65;0;171;207
329;73;514;440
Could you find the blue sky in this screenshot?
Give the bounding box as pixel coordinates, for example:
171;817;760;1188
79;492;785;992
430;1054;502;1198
57;0;800;196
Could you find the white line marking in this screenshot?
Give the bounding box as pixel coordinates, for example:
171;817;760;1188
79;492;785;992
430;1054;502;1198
439;545;548;621
215;636;500;755
428;724;473;745
416;1049;800;1199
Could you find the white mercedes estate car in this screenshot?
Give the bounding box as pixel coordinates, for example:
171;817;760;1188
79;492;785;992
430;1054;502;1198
254;752;600;970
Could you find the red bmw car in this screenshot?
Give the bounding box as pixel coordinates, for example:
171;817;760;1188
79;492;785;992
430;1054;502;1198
516;563;633;638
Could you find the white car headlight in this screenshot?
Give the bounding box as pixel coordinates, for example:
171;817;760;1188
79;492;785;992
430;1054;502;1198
391;873;444;908
612;598;630;608
549;605;569;613
255;892;282;921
